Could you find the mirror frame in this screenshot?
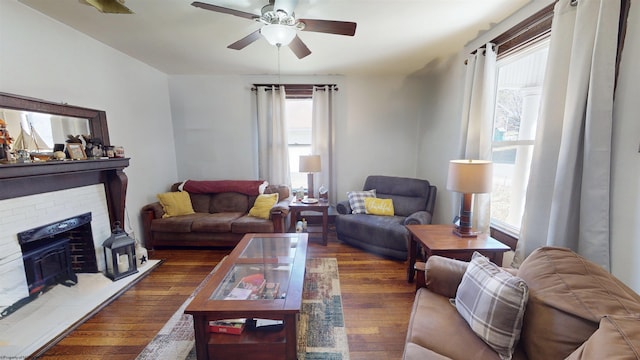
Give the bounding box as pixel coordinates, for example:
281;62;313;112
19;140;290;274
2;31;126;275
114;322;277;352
0;92;110;146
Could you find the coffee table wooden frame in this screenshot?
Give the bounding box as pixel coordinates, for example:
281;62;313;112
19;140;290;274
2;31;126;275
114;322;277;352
185;233;309;360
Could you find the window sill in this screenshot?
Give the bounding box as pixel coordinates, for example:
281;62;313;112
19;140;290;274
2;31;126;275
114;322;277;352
490;226;518;251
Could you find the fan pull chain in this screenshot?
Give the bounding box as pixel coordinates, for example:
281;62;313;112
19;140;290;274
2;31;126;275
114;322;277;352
277;44;282;85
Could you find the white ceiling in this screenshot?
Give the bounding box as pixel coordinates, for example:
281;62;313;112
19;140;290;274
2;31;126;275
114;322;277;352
18;0;530;76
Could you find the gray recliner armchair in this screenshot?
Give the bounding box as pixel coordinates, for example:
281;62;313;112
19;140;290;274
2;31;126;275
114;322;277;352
335;175;437;260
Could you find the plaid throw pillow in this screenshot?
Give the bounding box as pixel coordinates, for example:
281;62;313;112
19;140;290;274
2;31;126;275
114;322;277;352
347;189;376;214
455;252;528;360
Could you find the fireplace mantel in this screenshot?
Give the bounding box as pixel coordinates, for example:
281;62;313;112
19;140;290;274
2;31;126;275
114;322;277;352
0;158;129;226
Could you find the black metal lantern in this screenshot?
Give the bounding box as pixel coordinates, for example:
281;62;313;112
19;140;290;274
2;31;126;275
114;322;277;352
102;221;138;281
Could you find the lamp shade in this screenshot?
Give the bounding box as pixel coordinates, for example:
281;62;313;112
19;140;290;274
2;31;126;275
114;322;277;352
446;160;493;194
260;24;297;46
299;155;321;173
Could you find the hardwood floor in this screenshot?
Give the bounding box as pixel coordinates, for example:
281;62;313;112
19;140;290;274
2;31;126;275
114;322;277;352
38;229;416;359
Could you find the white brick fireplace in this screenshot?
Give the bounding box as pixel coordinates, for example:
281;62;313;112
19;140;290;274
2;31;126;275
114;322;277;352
0;184;113;313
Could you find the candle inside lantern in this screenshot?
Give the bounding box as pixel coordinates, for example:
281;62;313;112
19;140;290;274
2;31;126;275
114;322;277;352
118;254;129;273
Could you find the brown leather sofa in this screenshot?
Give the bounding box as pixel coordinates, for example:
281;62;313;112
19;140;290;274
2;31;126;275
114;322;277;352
141;181;291;249
404;247;640;360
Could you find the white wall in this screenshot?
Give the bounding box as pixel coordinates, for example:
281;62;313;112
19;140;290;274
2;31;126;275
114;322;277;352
417;0;640;292
415;55;468;225
0;1;178;244
335;76;425;196
168;74;425;200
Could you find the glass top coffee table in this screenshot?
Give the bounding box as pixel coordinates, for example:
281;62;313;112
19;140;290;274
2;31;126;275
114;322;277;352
185;233;308;360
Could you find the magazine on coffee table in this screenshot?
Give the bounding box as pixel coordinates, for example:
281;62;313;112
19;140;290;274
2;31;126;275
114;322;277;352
225;274;266;300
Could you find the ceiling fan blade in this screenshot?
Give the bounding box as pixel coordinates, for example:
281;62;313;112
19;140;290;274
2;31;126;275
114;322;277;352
191;1;257;20
299;19;357;36
228;30;262;50
289;35;311;59
85;0;134;14
273;0;298;15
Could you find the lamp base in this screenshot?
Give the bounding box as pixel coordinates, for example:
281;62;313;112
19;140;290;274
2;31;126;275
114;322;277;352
452;227;479;238
307;173;315;199
453;192;478;238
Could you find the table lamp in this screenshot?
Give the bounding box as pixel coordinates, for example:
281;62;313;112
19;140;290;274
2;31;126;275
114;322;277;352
299;155;321;198
446;159;493;237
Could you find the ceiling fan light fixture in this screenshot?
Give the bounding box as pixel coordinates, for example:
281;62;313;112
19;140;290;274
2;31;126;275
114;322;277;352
260;24;296;46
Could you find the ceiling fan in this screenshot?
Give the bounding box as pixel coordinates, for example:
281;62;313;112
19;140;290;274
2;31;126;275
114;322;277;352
191;0;357;59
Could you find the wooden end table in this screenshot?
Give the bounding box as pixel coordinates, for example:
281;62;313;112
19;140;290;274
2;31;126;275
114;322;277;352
185;233;308;360
288;199;329;246
406;224;511;284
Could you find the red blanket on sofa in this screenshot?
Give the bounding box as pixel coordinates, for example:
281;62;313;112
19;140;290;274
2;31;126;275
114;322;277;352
181;180;266;196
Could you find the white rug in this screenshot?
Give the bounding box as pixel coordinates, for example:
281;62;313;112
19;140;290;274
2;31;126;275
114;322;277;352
0;259;160;358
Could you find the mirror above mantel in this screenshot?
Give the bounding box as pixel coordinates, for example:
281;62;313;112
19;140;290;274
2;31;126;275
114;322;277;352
0;91;110;162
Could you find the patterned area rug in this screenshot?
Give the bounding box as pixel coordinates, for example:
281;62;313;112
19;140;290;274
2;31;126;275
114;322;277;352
136;257;349;360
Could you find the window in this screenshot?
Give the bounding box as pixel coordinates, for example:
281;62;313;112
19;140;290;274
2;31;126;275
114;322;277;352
286;98;313;191
490;39;549;236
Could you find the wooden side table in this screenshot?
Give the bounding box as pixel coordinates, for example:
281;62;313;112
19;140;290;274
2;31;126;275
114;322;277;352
406;224;511;283
288;200;329;246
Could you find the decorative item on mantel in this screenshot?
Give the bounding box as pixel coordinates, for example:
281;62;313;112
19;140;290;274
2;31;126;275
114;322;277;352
114;146;125;158
102;221;138;281
0;118;13;162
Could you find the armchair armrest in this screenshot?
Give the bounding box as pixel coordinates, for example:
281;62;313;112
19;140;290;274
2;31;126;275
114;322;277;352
270;197;292;233
140;202;163;250
271;197;291;215
141;201;165;219
419;256;469;298
336;200;352;214
404;211;433;225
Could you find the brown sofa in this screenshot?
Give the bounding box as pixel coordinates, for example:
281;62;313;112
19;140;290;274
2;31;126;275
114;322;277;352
141;181;291;249
404;247;640;360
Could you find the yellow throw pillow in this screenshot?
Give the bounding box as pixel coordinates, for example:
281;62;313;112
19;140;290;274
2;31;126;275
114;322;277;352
157;191;195;218
364;197;394;216
249;193;279;219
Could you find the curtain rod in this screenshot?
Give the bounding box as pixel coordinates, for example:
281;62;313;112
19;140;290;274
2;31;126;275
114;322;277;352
251;84;338;92
464;1;554;63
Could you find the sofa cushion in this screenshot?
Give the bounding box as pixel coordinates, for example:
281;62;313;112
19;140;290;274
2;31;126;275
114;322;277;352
249;193;279;219
565;314;640;359
189;193;212;213
347;189;376;214
150;213;210;233
232;215;276;233
455;252;528;360
517;247;640;360
210;192;250;213
191;212;244;232
364;197;394;216
157;191;195;218
336;214;408;252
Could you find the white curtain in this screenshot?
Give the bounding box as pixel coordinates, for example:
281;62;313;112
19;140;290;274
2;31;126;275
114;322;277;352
256;85;291;186
311;86;336;204
459;43;497;234
515;0;621;269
